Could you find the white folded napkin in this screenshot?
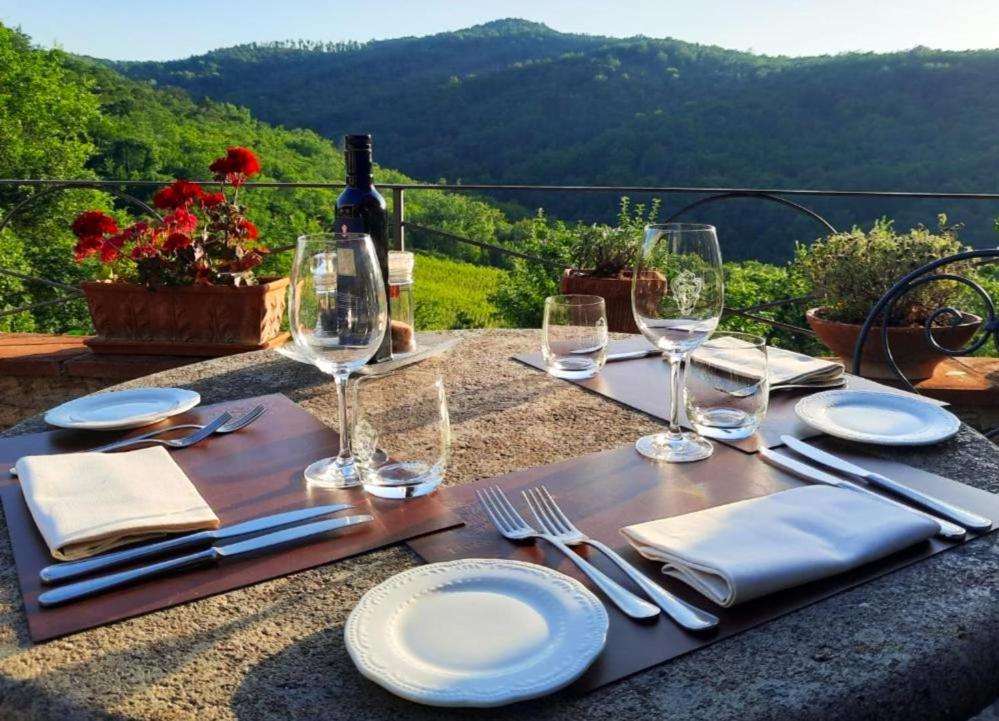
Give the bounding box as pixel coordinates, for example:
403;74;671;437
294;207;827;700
620;485;938;607
15;447;219;561
704;336;844;387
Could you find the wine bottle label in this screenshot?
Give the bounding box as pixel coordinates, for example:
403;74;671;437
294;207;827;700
337;248;356;276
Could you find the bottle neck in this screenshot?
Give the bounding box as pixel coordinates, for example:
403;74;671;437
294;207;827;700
345;148;374;189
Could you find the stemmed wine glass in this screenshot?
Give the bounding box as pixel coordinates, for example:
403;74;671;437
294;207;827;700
631;223;724;462
289;233;388;488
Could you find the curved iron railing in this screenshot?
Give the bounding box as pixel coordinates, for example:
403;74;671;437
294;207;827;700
852;249;999;439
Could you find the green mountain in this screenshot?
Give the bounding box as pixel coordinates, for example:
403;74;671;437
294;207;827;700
106;19;999;260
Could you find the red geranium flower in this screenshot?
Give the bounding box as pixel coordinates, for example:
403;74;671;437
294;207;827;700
153;180;204;210
238;219;259;240
200;192;226;208
209;147;261;186
100;235;126;263
129;244;158;260
163;208;198;234
71;211;118;240
162;232;193;252
72;235;103;262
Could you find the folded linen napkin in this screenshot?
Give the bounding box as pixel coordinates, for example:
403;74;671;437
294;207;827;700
15;446;219;561
703;335;844;387
620;485;937;607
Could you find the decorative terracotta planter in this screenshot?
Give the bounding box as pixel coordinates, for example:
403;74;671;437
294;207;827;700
805;307;982;380
81;277;290;357
561;269;660;334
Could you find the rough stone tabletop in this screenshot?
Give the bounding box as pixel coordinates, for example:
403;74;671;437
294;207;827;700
1;330;997;721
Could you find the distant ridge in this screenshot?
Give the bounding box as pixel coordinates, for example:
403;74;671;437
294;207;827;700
105;19;999;259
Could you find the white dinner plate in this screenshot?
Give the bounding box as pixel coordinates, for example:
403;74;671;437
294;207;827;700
344;558;609;707
44;388;201;430
795;389;960;446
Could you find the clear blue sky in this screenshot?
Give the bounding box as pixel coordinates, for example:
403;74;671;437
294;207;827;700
2;0;997;61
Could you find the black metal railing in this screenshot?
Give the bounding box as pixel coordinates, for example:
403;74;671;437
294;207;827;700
2;179;998;344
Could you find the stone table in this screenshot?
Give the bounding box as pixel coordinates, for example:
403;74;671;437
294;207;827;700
1;330;997;721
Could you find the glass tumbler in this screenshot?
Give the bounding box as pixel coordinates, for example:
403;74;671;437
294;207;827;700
352;374;451;499
542;294;608;379
684;331;769;440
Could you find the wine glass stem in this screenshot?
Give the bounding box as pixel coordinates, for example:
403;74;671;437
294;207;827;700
666;353;684;439
334;370;352;462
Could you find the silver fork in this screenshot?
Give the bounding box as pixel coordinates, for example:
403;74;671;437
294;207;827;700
87;405;266;453
9;412;236;477
476;487;659;620
523;486;719;631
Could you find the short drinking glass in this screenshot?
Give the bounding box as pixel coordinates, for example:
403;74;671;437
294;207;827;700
542;294;608;379
352;373;451;499
685;332;769;440
289;233;388;489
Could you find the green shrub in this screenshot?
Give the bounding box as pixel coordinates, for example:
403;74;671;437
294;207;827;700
794;217;966;326
412;252;508;330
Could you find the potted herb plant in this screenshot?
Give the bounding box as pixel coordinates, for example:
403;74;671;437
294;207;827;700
72;147;288;356
560;199;659;333
797;218;982;379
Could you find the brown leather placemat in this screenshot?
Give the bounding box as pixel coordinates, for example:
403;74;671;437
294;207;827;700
407;438;999;693
514;340;938;452
0;393;463;642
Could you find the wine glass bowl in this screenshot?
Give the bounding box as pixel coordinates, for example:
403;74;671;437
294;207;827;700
631;223;724;463
290;233;388;488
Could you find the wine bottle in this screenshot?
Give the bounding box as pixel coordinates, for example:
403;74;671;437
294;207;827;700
334;134;392;361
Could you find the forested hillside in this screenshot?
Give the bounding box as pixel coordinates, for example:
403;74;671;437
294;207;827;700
107;19;999;260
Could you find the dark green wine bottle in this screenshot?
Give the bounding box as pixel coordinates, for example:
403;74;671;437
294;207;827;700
334;134;392;361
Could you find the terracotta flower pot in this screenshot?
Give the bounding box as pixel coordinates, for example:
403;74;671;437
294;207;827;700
81;277;290;357
561;269;665;334
805;307;982;380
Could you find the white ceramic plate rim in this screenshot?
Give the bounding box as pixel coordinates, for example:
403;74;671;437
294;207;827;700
344;558;609;708
44;388;201;430
794;389;960;445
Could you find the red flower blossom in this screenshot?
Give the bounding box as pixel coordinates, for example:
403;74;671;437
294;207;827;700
72;235;103;262
163;208;198;234
209;147;261;186
229;251;264;272
153;180;204;210
129;243;158;260
162;232;193;252
238;219;259;240
71;211;118;240
100;237;125;263
200;192;226;208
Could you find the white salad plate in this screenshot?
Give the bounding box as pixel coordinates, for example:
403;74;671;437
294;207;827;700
344;558;609;707
44;388;201;430
795;389;960;446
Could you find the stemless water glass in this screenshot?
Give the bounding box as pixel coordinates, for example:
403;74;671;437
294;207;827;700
352;373;450;499
631;223;724;462
542;294;608;379
289;233;388;488
685;332;769;440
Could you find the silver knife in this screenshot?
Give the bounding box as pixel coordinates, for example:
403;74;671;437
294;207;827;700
40;503;355;584
38;514;374;607
758;447;966;540
780;435;992;532
606;348;661;362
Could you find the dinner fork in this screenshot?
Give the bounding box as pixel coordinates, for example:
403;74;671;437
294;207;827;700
87;405;266;453
9;412;234;477
476;486;660;620
523;486;719;631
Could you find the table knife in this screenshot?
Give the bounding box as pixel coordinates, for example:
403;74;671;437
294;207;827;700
40;503;355;584
758;447;966;540
38;514;374;607
606;348;660;362
780;435;992;531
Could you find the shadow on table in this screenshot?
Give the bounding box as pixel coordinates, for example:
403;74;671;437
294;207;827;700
232;623;587;721
0;592;305;719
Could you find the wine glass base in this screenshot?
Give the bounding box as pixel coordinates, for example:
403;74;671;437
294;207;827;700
635;432;714;463
304;456;361;489
362;461;443;499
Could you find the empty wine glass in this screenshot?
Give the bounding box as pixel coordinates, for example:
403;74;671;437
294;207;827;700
631;223;724;462
289;233;388;488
